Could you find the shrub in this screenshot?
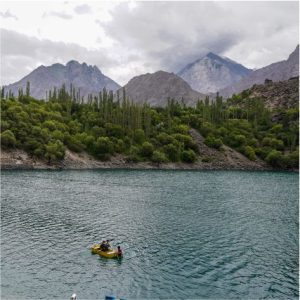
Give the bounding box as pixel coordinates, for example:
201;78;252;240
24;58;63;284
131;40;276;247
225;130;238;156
1;130;16;148
91;126;105;137
66;136;85;153
133;129;145;144
126;145;142;162
114;139;125;153
157;132;174;145
204;135;223;150
45;140;65;162
199;122;214;137
232;134;246;147
262;137;284;150
181;149;197;163
105;123;123;138
175;124;189;135
140;142;154;158
152;151;168;164
266;150;283;167
93;137;114;160
243;146;256;161
163;143;180;162
201;156;212;163
284;150;299;169
51;130;64;141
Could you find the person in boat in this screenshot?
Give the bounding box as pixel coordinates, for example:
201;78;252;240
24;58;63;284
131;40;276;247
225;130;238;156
100;240;111;251
105;240;112;251
117;246;123;257
99;240;107;251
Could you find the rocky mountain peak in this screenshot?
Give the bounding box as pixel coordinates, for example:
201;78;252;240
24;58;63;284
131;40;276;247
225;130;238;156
66;60;80;66
177;52;252;94
4;60;120;99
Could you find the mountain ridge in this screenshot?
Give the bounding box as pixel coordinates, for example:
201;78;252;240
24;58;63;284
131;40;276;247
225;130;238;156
218;45;299;98
3;60;120;99
119;70;206;106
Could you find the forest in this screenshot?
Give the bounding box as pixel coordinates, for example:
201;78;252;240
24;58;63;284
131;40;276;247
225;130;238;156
1;83;298;169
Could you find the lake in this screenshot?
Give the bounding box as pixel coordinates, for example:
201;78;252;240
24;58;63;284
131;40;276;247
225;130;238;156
1;170;299;299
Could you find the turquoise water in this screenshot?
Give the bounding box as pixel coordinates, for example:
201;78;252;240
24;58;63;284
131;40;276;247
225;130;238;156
1;170;299;299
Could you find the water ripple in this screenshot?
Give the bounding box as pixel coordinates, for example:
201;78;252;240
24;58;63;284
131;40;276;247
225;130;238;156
1;170;299;299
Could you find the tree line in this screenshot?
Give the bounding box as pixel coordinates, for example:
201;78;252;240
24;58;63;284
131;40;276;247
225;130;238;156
1;82;298;169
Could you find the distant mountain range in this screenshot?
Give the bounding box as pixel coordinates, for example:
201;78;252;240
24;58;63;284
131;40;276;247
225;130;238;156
3;60;120;99
119;71;206;106
177;52;252;94
3;45;299;104
218;45;299;98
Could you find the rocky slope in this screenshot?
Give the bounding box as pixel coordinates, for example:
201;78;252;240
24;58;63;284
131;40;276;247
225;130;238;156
119;71;206;106
177;52;252;94
3;60;120;100
219;45;299;98
247;77;299;110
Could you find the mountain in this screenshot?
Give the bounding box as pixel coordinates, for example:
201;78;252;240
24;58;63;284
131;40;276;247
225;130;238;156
119;71;206;106
177;52;252;94
4;60;121;99
219;45;299;98
244;76;299;110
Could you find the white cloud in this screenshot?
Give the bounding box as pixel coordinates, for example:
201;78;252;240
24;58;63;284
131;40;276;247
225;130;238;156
0;10;18;20
0;29;117;85
43;11;73;20
74;4;92;15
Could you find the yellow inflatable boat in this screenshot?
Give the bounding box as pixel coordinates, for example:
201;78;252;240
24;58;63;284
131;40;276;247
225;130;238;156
91;244;119;259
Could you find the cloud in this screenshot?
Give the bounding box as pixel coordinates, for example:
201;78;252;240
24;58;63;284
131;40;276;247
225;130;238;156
0;1;298;86
0;29;117;85
43;11;73;20
102;1;299;72
0;10;18;20
74;4;91;15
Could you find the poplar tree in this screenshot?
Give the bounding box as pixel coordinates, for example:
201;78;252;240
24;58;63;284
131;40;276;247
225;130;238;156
26;81;30;97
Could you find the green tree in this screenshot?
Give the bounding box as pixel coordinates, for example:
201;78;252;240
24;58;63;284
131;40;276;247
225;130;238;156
163;143;180;162
140;142;154;158
266;150;283;167
152;150;168;164
93;137;114;160
243;146;256;161
45;140;65;163
204;135;223;150
133;129;145;144
26;81;30;97
181;149;197;163
1;130;16;148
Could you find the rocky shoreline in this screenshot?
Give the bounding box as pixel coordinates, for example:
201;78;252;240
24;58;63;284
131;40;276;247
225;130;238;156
2;128;297;172
1;148;276;171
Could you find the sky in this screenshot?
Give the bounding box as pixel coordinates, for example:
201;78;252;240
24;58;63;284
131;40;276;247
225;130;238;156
0;1;299;86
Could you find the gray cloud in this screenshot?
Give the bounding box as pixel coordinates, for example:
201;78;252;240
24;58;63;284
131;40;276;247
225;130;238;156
74;4;91;15
102;1;299;72
43;11;73;20
0;10;18;20
0;29;117;85
1;2;298;86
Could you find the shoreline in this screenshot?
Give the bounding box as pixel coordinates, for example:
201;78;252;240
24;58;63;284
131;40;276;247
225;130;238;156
1;148;295;172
